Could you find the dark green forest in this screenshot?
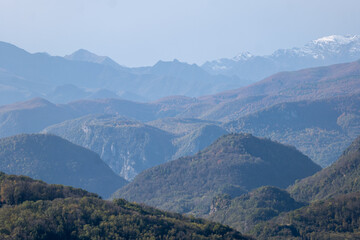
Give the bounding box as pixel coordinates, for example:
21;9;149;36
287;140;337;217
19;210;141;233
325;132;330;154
251;192;360;239
0;172;249;240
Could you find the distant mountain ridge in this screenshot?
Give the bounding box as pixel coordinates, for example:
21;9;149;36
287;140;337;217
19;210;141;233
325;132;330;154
181;59;360;121
1;34;359;105
202;34;360;81
0;41;243;105
64;49;125;70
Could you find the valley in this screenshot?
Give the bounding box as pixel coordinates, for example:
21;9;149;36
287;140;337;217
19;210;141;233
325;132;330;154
0;33;359;239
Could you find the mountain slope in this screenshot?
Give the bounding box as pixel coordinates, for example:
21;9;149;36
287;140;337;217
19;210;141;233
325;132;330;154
43;114;176;181
224;94;360;166
43;115;229;180
208;186;305;233
0;172;249;240
251;192;360;240
287;135;360;202
114;134;320;216
148;117;228;160
0;172;97;206
0;134;127;198
181;59;360;121
64;49;124;70
0;98;79;138
0;97;169;139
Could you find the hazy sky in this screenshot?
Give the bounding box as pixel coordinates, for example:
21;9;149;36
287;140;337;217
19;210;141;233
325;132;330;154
0;0;359;67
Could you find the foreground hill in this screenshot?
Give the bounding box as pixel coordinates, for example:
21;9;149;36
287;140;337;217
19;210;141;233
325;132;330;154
0;134;127;198
0;172;249;240
115;134;320;216
0;172;97;206
288;135;360;202
251;192;360;239
225;94;360;166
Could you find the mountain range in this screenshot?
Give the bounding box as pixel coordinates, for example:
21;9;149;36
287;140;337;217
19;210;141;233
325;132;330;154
203;35;360;81
0;57;359;172
1;33;360;239
1;34;359;105
0;41;242;105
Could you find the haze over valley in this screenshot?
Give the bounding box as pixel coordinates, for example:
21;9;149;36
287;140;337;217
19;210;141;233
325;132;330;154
0;1;360;239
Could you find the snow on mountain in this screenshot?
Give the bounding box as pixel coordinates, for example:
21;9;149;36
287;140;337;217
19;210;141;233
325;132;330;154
233;51;253;61
202;34;360;81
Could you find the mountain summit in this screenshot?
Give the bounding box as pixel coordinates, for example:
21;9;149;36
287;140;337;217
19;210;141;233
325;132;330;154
64;49;123;69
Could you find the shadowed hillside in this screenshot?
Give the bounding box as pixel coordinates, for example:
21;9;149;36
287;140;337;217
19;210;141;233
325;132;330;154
0;134;127;198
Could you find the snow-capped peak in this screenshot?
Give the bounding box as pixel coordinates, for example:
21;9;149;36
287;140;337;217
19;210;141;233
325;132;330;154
312;35;360;45
233;51;253;61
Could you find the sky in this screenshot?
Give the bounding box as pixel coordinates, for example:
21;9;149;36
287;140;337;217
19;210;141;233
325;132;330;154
0;0;360;67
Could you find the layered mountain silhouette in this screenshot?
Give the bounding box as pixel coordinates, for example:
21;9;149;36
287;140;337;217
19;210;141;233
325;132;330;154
1;34;359;105
1;58;359;168
181;59;360;121
0;41;242;104
0;134;127;197
114;133;320;216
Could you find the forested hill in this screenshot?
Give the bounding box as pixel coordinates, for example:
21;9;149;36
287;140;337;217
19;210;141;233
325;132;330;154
0;134;127;198
115;133;320;216
251;192;360;239
288;135;360;202
0;172;250;240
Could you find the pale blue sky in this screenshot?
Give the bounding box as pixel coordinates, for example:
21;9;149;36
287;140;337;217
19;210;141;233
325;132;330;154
0;0;359;66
